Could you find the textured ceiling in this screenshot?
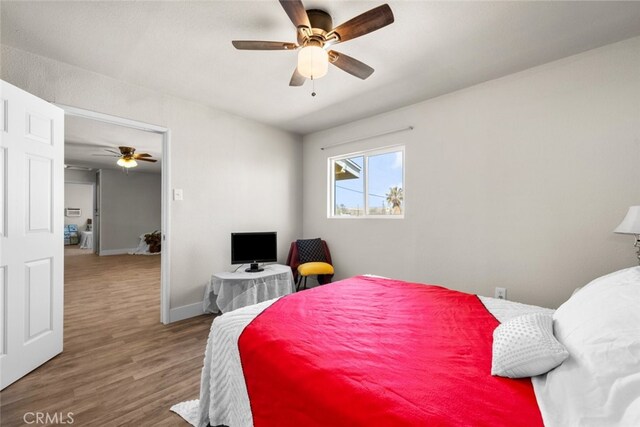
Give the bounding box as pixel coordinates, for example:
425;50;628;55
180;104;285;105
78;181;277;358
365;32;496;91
65;115;163;173
2;1;640;135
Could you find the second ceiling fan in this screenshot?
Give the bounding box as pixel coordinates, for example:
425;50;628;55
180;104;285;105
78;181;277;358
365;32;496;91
232;0;394;86
94;146;157;169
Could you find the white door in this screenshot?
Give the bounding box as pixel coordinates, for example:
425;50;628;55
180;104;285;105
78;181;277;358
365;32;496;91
0;80;64;390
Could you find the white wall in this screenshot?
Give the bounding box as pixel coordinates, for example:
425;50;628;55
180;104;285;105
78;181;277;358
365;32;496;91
99;169;161;252
303;37;640;309
65;169;96;184
64;183;93;230
1;45;303;311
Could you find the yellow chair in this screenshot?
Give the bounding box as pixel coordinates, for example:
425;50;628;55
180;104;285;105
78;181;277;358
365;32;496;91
286;239;334;291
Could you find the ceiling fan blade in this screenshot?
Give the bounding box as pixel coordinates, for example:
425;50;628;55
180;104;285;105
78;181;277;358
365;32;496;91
92;154;120;157
329;4;394;43
104;149;122;155
279;0;310;28
232;40;297;50
289;68;306;86
136;158;158;163
328;51;374;80
133;153;152;158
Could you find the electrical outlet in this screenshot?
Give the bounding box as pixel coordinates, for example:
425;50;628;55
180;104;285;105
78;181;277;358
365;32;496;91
173;188;183;201
495;287;507;300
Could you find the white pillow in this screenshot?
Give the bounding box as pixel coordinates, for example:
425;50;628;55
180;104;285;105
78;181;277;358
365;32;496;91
491;313;568;378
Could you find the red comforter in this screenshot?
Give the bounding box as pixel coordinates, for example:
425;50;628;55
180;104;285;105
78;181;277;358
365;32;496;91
238;276;543;426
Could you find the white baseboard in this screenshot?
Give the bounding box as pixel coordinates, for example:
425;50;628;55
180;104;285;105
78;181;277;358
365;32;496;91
99;248;137;256
169;302;206;323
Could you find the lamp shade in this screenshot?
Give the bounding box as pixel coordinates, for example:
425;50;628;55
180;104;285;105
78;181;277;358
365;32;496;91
117;158;138;168
614;206;640;234
297;45;328;79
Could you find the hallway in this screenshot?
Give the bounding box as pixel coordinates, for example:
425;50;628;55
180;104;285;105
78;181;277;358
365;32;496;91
0;251;213;426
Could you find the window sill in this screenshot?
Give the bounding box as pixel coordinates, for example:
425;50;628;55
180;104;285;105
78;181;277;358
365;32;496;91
328;215;405;220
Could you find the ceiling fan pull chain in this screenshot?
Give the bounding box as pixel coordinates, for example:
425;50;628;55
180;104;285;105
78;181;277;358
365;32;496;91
311;77;316;97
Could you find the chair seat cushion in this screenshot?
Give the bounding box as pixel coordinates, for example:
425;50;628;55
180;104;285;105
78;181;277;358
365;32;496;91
298;262;334;276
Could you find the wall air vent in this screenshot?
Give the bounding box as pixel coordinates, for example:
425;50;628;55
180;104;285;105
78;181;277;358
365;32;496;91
65;208;81;217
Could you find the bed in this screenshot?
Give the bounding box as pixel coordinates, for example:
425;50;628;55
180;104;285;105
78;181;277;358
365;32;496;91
193;270;640;427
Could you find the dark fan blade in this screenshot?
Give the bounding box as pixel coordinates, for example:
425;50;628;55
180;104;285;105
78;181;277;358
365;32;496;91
105;149;122;155
279;0;310;28
329;4;394;43
232;40;297;50
133;153;152;158
289;68;306;86
136;158;157;163
328;51;374;80
92;154;120;157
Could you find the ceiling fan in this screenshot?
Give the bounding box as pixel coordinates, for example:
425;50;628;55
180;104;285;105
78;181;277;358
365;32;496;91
232;0;394;87
93;146;157;169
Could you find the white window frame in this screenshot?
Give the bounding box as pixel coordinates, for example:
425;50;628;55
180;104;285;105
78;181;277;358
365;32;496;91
328;145;405;219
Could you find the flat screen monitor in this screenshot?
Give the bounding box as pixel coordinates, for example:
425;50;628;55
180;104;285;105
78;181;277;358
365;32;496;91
231;232;277;272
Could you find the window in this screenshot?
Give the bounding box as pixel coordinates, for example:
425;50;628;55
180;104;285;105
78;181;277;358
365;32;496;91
329;146;404;218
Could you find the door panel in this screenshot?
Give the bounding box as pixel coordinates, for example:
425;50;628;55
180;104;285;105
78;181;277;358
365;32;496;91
26;155;52;233
0;147;6;237
25;258;52;340
0;80;64;390
0;99;6;132
0;266;6;356
25;111;53;145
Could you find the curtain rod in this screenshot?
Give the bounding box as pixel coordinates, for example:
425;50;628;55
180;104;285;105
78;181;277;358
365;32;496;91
319;126;414;151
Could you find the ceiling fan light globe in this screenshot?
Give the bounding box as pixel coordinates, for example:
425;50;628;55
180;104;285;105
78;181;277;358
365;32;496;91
117;158;138;168
297;45;328;79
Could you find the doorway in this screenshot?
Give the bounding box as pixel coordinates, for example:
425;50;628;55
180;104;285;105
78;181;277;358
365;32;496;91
63;180;95;256
60;105;171;324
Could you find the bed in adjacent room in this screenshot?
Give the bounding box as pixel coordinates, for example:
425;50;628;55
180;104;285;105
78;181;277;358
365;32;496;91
181;269;640;427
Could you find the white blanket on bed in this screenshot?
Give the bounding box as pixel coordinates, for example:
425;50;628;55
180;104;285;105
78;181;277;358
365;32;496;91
197;299;278;427
195;294;550;427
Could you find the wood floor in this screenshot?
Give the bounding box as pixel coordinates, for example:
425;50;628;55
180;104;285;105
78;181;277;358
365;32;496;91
0;249;215;426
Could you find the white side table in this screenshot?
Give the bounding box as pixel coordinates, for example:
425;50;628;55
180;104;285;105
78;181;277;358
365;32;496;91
203;264;295;314
79;231;93;249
